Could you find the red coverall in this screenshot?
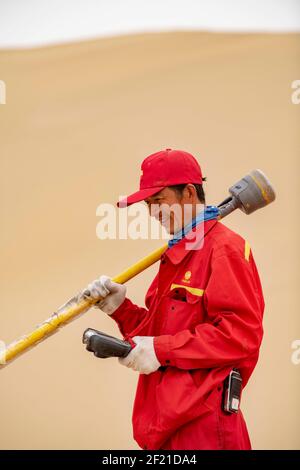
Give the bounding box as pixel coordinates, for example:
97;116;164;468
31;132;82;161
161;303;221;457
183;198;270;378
111;219;265;450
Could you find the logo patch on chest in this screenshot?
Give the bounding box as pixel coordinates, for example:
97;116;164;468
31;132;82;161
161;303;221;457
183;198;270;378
182;270;192;283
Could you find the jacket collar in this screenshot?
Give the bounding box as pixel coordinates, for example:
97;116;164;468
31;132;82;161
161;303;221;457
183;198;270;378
164;219;218;265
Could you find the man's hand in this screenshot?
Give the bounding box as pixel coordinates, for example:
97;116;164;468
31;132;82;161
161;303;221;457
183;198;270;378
119;336;161;375
82;275;126;315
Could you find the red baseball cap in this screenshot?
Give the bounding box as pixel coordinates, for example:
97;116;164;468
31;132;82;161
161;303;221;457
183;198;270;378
117;148;203;207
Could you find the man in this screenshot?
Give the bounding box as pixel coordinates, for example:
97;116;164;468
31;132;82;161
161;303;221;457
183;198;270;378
84;148;265;450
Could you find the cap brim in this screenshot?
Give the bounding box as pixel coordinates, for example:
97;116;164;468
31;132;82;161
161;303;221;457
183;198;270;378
117;187;165;208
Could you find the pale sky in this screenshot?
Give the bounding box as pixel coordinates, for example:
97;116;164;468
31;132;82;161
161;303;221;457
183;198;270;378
0;0;299;48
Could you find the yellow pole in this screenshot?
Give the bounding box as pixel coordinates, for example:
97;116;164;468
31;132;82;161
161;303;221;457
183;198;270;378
0;243;168;368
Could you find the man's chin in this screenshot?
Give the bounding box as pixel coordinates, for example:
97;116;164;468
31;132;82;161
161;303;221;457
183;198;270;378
159;224;171;235
161;224;174;235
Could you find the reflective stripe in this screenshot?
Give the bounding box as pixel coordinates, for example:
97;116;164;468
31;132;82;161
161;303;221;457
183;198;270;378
170;283;204;297
245;240;251;261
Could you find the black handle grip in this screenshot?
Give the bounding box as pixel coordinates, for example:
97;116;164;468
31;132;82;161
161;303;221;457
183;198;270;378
82;328;167;372
82;328;132;358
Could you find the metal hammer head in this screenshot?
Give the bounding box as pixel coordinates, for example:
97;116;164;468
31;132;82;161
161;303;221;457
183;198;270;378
218;169;276;218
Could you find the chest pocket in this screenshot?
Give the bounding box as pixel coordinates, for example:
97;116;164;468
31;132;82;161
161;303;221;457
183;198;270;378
159;285;205;335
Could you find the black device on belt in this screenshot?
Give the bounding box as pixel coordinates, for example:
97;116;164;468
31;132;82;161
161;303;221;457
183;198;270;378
222;368;242;413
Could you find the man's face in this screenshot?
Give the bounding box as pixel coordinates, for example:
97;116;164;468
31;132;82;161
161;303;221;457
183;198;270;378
144;185;202;234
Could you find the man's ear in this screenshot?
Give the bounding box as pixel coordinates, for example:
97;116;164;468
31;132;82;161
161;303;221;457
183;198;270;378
184;184;197;201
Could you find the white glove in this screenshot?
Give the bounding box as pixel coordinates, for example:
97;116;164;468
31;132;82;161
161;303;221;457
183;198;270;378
83;275;126;315
119;336;161;375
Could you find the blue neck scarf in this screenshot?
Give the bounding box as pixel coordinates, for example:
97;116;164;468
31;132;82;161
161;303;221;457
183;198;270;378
168;205;219;248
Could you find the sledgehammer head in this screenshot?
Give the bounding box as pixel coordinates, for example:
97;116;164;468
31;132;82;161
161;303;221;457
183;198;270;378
218;169;276;218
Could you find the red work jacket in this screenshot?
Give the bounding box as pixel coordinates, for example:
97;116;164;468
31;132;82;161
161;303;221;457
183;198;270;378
111;219;265;450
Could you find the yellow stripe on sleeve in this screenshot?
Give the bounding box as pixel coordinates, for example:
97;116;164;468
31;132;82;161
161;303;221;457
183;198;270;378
245;240;251;262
